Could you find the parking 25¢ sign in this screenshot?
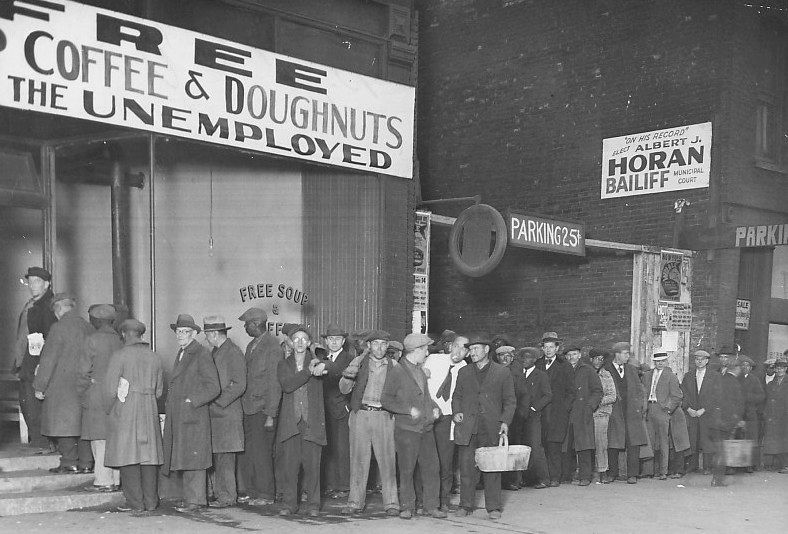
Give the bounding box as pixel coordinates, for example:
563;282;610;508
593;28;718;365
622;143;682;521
509;211;585;256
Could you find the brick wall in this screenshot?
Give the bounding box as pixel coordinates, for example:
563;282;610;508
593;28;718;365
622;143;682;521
415;0;758;350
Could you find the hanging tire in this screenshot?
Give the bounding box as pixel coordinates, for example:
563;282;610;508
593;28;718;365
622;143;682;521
448;204;508;278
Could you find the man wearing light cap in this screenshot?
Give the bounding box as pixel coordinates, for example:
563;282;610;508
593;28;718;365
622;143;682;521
680;349;722;474
641;350;689;480
204;316;246;508
339;329;400;516
15;266;57;452
33;293;94;474
78;304;123;490
237;307;282;505
382;333;445;520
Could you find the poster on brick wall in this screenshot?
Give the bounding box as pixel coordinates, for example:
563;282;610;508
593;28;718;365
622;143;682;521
601;122;712;199
659;250;684;301
412;211;430;334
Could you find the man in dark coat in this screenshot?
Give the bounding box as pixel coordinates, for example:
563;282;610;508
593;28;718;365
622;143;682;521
236;307;282;505
681;349;722;474
536;331;575;486
452;334;516;521
320;323;354;499
276;325;327;517
710;361;745;486
15;266;57;451
162;314;220;512
104;319;164;512
512;347;552;488
204;316;246;508
763;358;788;474
562;347;603;486
381;333;445;520
738;355;765;472
605;341;648;483
77;304;123;490
33;293;94;473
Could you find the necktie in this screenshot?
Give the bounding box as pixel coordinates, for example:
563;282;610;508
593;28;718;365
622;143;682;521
545;358;554;369
618;364;624;378
649;370;660;400
177;348;185;363
436;364;456;401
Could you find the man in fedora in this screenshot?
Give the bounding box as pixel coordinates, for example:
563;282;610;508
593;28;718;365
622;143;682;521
237;307;282;505
339;330;400;516
715;345;736;375
162;314;220;512
78;304;123;490
641;350;689;480
320;323;354;499
605;341;647;483
381;333;445;520
15;266;57;452
452;334;515;520
536;331;574;486
511;347;551;489
738;355;765;472
204;315;246;508
33;293;94;473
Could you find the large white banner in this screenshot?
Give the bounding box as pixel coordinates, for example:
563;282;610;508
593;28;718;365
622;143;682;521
0;0;415;178
601;122;711;199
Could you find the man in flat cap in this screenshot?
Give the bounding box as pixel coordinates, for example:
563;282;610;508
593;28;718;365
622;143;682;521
15;266;57;452
737;355;765;472
536;331;575;486
382;333;445;520
339;329;400;516
203;316;246;508
605;341;648;483
452;334;515;520
423;333;468;510
276;325;327;516
511;347;552;489
590;348;617;483
320;323;354;499
77;304;123;490
33;293;94;473
162;314;220;512
680;349;722;474
104;319;164;512
237;307;282;505
562;347;603;486
436;330;457;355
641;350;689;480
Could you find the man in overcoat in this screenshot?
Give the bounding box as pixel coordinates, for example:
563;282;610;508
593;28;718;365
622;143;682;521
204;316;246;508
605;341;648;483
276;325;327;517
738;355;765;472
339;330;400;516
641;350;690;480
536;331;575;486
15;266;57;451
710;361;745;486
104;319;164;512
452;334;516;521
77;304;123;490
511;347;552;489
762;358;788;474
381;333;445;520
320;323;354;499
236;307;282;505
562;348;602;486
680;349;722;474
33;293;94;473
162;314;220;512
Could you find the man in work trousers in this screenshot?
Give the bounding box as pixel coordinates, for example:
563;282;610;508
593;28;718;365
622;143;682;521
204;316;247;508
33;293;94;473
681;349;721;474
339;330;400;516
237;307;282;505
452;334;516;521
382;333;446;520
77;304;123;490
162;314;220;512
104;319;164;512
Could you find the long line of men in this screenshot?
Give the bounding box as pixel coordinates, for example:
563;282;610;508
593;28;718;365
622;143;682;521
15;267;788;520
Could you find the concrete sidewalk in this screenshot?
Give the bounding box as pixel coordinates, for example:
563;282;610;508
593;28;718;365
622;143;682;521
0;470;786;533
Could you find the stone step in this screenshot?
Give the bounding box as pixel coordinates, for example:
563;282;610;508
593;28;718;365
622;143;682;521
0;451;59;472
0;488;122;516
0;469;94;493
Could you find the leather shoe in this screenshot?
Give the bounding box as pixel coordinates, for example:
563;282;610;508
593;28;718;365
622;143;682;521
49;465;78;474
670;473;684;479
658;474;667;481
208;501;233;508
548;480;560;487
503;483;519;491
533;482;548;489
428;509;447;519
248;497;274;506
626;477;637;484
175;504;204;513
488;510;501;520
278;508;292;516
307;509;320;518
454;508;470;517
399;510;412;519
578;479;591;486
340;506;360;515
385;508;399;517
77;466;94;474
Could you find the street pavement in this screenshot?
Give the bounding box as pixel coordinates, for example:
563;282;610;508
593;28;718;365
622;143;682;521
1;469;787;533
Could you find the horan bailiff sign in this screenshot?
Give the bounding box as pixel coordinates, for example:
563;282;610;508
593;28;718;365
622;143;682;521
508;211;585;257
601;122;712;199
0;0;416;178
